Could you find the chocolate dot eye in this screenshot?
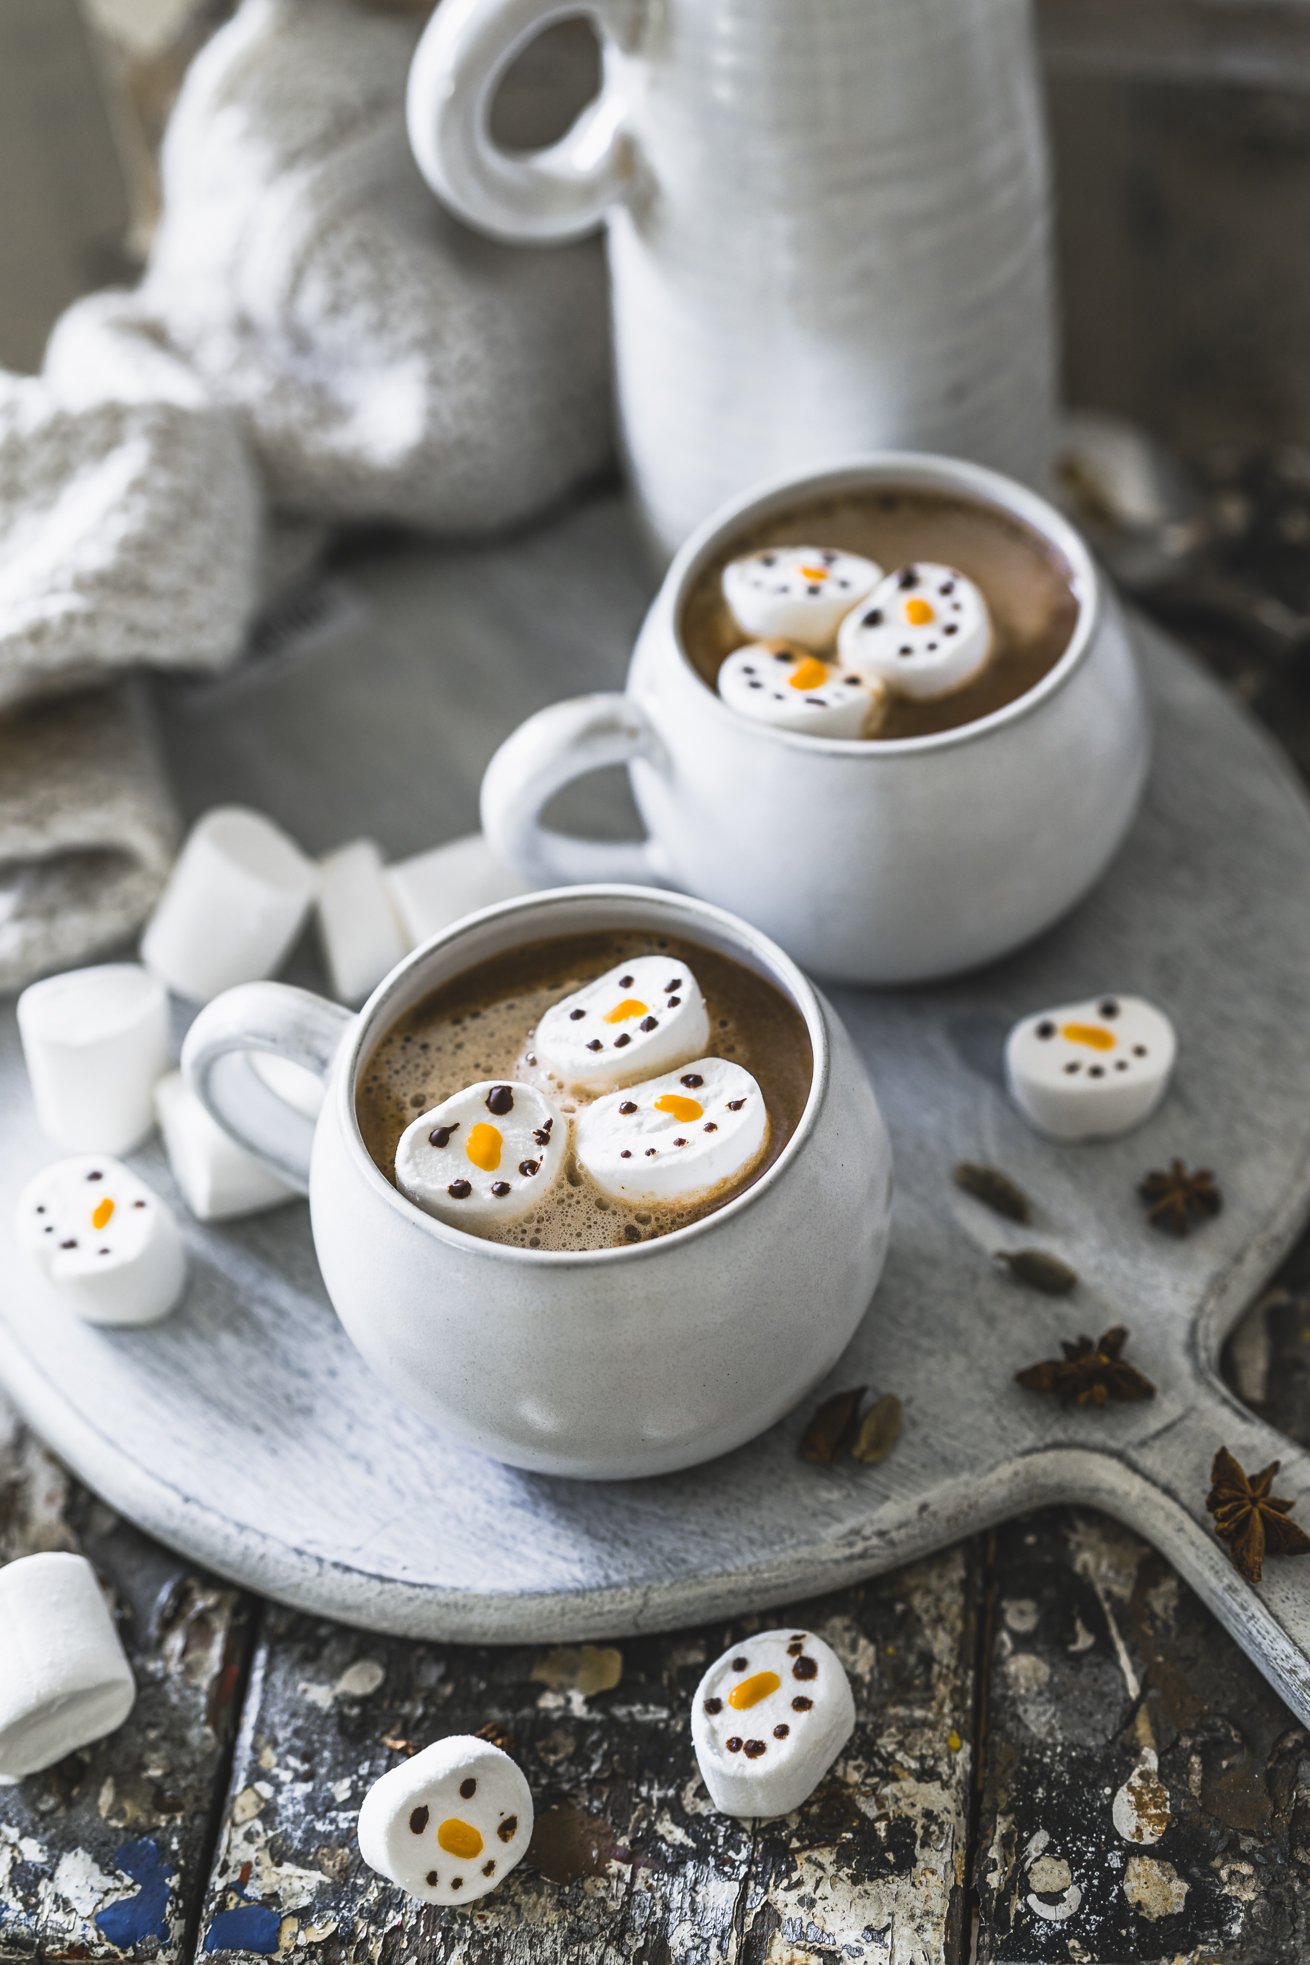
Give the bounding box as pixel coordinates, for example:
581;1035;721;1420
1036;1021;1056;1039
410;1806;430;1834
618;1100;637;1115
744;1739;767;1758
498;1817;517;1842
681;1074;704;1087
898;568;919;589
619;974;634;987
944;624;958;636
569;1008;585;1021
704;1697;723;1714
460;1777;477;1799
899;645;913;657
774;1724;790;1739
731;1656;748;1671
792;1655;818;1680
726;1736;743;1753
519;1159;541;1177
586;1039;603;1052
727;1098;746;1111
1100;999;1119;1018
704;1122;718;1133
447;1179;472;1199
486;1085;514;1115
450;1878;462;1891
792;1696;813;1711
862;608;882;627
430;1124;457;1147
620;1149;632;1159
87;1170;102;1181
490;1180;511;1196
639;1015;659;1031
426;1869;439;1886
940;580;956;594
1133;1045;1147;1057
482;1860;496;1877
665;978;683;992
667;996;682;1008
614;1033;632;1049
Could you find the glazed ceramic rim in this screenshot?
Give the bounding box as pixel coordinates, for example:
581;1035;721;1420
334;883;830;1266
667;450;1100;756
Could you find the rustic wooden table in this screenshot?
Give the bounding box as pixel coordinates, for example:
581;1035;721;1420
4;494;1310;1965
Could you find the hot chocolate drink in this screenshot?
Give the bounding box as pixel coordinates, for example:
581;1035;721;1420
357;930;812;1252
682;485;1081;741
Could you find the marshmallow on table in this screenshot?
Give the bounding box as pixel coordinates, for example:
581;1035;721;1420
838;563;993;701
316;838;409;1005
141;806;317;1003
0;1553;136;1782
16;1156;186;1327
386;834;526;950
718;644;886;739
1005;994;1177;1141
155;1070;300;1220
395;1081;567;1231
576;1057;768;1206
18;963;169;1154
692;1629;855;1818
722;545;882;651
358;1736;533;1906
534;953;710;1094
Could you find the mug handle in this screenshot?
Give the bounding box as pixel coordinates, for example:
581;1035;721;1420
481;691;668;889
406;0;641;244
181;984;355;1193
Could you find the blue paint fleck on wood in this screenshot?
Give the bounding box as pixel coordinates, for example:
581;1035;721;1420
95;1839;172;1949
203;1902;281;1955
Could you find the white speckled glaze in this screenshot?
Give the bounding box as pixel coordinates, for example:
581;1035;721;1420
406;0;1059;559
181;886;892;1479
481;453;1153;986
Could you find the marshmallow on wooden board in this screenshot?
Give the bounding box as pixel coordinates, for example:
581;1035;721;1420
1005;993;1177;1140
838;563;993;701
16;1156;186;1327
316;839;409;1005
141;806;317;1003
395;1081;567;1231
0;1553;136;1782
18;963;169;1154
533;954;710;1094
155;1070;300;1221
722;545;882;651
576;1057;768;1206
718;644;886;739
357;1736;533;1907
385;834;527;950
691;1629;855;1819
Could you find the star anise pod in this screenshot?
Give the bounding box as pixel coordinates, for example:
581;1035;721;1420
1206;1446;1310;1584
1015;1326;1156;1408
798;1386;865;1463
1138;1160;1222;1236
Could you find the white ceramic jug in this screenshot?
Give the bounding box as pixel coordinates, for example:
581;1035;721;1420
407;0;1059;560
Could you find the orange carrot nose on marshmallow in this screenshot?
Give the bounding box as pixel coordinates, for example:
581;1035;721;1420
798;564;830;582
787;657;830;692
903;598;935;627
1061;1022;1116;1051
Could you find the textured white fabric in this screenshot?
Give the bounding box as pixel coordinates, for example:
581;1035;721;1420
144;0;612;531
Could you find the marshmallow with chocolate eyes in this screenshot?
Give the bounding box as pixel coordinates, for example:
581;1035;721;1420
395;1080;567;1229
838;563;993;701
534;954;710;1094
1005;993;1177;1141
718;645;886;739
16;1156;186;1326
357;1735;533;1907
692;1629;855;1818
722;546;882;651
576;1057;768;1207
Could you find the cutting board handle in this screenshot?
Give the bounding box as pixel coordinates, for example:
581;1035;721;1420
1077;1373;1310;1728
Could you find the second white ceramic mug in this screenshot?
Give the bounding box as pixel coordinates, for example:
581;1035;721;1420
481;454;1152;987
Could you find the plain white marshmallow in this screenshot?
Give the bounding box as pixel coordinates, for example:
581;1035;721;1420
0;1553;136;1782
17;963;169;1154
155;1070;300;1220
357;1735;533;1907
575;1057;768;1207
838;563;993;700
691;1628;855;1818
1005;993;1177;1140
385;834;526;950
717;644;885;739
534;954;710;1094
316;839;409;1005
141;805;317;1003
722;545;882;651
16;1155;186;1327
395;1081;567;1232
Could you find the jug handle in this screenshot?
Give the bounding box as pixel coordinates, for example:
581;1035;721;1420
406;0;642;244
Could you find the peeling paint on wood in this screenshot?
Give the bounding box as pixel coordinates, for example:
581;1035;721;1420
0;1394;250;1962
193;1554;978;1963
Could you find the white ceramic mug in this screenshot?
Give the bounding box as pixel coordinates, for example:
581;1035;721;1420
406;0;1058;560
481;453;1152;986
181;885;892;1480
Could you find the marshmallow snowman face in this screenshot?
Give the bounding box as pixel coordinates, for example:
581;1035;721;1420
395;1081;567;1228
17;1156;186;1326
691;1629;856;1819
356;1736;533;1907
534;954;711;1093
576;1057;768;1206
718;644;886;739
722;546;882;651
1005;994;1177;1140
838;563;993;701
